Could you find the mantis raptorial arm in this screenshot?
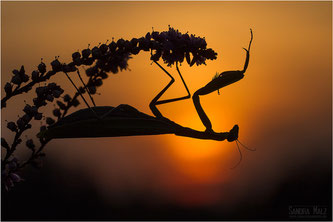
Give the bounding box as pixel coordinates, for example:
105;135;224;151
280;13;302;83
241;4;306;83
192;29;253;132
242;28;253;73
192;90;213;132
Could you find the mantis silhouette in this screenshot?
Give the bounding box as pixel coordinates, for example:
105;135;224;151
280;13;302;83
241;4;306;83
39;29;254;167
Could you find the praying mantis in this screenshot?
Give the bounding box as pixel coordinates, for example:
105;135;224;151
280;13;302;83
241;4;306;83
39;28;254;168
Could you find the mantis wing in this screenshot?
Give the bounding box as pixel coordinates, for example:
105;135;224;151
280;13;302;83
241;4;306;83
38;105;180;140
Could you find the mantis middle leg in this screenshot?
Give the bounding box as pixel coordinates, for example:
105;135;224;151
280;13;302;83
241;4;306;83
150;61;191;118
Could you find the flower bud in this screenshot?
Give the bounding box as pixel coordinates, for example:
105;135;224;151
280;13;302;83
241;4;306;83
26;139;35;150
92;47;102;59
38;61;46;73
151;31;159;40
138;37;149;51
151;50;162;62
33;98;40;106
56;101;66;110
1;137;9;150
21;74;29;83
7;122;17;132
63;64;77;73
51;59;62;72
117;38;125;48
63;94;72;102
99;44;108;54
46;94;54;102
12;69;19;75
72;98;80;107
52;90;62;98
82;48;91;58
30;106;38;115
86;66;98;76
109;41;117;52
82;57;94;66
46;117;55;125
72;52;81;65
34;112;43;120
47;82;57;89
145;32;151;40
31;70;40;81
88;86;97;94
52;108;61;117
110;65;118;74
4;82;12;95
22;114;32;123
23;104;33;115
131;47;140;55
78;87;85;93
72;51;81;60
11;75;22;85
19;65;25;75
36;86;46;97
16;118;25;130
94;79;103;87
123;40;132;51
99;72;108;79
130;38;139;47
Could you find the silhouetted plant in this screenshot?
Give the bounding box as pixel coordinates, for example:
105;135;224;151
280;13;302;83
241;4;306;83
1;26;217;191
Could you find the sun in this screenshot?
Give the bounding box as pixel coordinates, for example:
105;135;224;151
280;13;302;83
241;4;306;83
160;110;239;186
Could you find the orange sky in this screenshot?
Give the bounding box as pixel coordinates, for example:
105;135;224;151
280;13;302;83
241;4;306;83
1;1;331;207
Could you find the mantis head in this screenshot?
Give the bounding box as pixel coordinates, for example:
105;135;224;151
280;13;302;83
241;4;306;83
227;124;256;169
227;124;239;142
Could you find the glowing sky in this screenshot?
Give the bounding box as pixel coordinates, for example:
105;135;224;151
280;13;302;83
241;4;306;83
1;1;331;208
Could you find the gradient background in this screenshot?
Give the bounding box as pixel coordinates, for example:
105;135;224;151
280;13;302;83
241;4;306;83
1;1;332;220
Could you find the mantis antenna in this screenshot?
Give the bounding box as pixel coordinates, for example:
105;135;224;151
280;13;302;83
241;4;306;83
230;139;256;169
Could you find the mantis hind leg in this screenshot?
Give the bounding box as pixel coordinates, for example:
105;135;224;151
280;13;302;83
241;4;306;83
64;72;100;119
76;70;96;107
